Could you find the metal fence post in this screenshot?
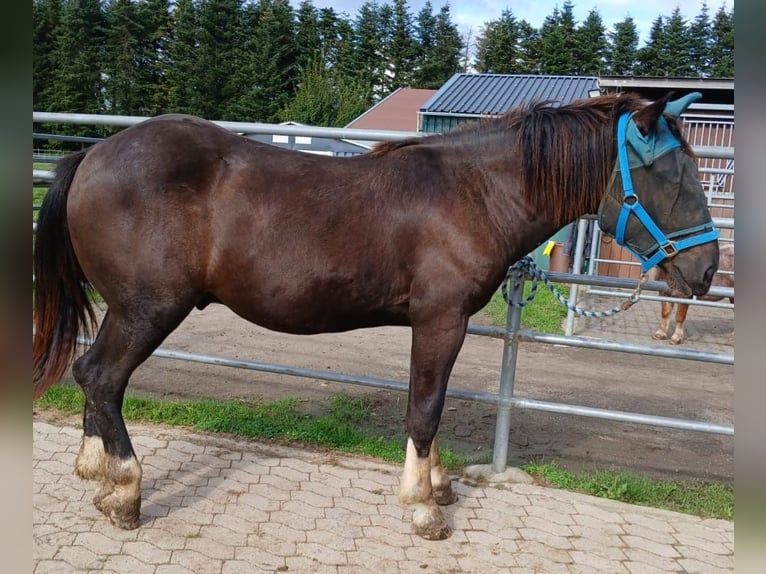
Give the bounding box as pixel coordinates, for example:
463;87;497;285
565;217;589;336
491;269;525;473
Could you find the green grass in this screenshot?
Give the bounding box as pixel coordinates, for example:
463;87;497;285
35;385;464;469
522;460;733;520
36;385;732;520
482;282;571;334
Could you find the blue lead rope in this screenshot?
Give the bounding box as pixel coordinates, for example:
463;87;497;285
501;256;646;317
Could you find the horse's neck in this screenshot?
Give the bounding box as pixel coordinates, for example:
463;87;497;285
445;132;588;264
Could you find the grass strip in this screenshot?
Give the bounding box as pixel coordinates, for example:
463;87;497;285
521;460;733;520
36;385;732;520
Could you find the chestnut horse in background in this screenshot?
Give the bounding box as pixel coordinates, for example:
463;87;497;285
33;92;718;539
653;241;734;345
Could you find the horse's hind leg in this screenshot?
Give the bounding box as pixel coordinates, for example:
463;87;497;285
71;304;192;529
399;313;467;540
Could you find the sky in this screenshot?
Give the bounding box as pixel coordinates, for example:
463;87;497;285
297;1;734;46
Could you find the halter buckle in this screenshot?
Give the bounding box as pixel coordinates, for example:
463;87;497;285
660;241;678;258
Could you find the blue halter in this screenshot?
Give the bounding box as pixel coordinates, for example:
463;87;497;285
613;109;719;273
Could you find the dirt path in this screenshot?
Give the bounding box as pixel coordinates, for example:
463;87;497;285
63;302;732;485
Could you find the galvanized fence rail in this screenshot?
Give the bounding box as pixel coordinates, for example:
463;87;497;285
33;112;734;474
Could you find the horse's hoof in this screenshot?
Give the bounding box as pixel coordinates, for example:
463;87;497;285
411;503;451;540
94;485;141;530
433;485;458;506
652;331;667;340
670;337;683;345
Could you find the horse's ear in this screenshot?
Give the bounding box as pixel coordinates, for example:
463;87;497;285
665;91;703;117
632;92;673;136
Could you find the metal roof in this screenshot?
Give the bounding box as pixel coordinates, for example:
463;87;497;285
420;73;599;116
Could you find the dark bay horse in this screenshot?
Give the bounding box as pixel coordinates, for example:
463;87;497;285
33;92;719;539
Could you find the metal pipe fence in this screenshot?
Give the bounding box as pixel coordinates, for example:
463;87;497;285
33;112;734;475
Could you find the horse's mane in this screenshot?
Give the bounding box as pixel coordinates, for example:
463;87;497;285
506;93;645;226
371;93;663;227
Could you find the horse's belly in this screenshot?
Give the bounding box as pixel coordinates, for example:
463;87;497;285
216;286;409;335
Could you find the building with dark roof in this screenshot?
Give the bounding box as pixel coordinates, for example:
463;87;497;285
418;73;600;133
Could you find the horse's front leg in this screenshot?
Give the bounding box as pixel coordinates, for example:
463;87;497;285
399;313;467;540
669;302;690;344
653;300;674;340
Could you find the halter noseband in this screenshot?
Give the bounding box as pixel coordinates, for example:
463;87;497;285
611;111;719;273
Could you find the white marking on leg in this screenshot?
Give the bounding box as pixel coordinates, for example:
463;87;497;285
429;438;457;505
399;437;432;505
429;438;449;492
99;454;143;529
75;435;106;480
399;437;450;539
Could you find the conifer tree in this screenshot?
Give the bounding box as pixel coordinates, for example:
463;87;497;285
295;0;321;73
166;0;200;115
414;2;461;88
33;0;63;111
234;0;298;122
575;8;606;76
709;5;734;78
48;0;107;122
474;9;520;74
688;2;712;77
607;17;638;75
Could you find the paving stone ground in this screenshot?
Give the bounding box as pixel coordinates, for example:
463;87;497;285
33;419;733;573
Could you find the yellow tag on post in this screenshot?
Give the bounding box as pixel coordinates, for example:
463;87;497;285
542;240;555;257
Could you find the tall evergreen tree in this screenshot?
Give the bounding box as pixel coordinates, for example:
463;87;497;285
141;0;173;114
516;20;541;73
575;8;606;76
295;1;321;73
688;2;712;77
636;16;672;75
234;0;298;122
382;0;417;92
104;0;170;116
166;0;200;115
353;1;387;103
474;9;521;74
193;0;244;119
413;2;461;88
709;5;734;78
663;7;694;76
606;16;638;75
413;1;436;82
329;15;357;81
429;5;462;83
103;0;143;115
538;7;571;74
48;0;107;119
33;0;63;111
280;57;334;125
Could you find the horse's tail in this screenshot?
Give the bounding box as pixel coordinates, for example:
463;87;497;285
33;150;97;400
